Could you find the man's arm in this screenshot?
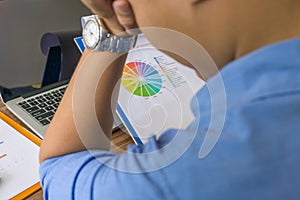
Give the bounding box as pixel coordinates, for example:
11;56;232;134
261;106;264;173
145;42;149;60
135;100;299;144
39;0;137;163
39;50;127;162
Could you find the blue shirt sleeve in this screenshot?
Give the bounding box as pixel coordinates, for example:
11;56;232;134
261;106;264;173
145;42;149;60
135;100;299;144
40;135;178;200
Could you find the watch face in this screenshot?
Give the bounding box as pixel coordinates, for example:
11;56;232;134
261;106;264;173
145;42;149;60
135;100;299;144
82;19;100;49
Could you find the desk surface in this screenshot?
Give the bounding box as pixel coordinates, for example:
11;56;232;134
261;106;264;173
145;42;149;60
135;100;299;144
0;101;134;200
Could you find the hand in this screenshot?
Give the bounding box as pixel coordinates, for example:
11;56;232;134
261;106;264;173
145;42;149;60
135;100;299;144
81;0;138;35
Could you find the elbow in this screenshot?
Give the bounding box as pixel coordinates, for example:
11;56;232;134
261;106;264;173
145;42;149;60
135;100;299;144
39;142;48;164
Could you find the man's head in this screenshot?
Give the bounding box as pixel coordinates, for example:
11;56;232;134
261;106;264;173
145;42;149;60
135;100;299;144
128;0;300;68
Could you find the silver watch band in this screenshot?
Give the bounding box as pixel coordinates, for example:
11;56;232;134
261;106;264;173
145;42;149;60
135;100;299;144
100;33;137;53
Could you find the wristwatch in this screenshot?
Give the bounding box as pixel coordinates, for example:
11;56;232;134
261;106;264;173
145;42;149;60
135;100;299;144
81;15;137;53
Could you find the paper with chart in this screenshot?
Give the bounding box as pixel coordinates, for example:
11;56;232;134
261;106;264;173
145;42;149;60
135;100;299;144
0;119;40;200
117;35;205;144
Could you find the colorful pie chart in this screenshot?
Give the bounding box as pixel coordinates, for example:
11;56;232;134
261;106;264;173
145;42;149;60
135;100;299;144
122;62;162;97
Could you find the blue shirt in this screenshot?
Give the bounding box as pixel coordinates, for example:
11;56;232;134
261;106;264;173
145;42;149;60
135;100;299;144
40;38;300;199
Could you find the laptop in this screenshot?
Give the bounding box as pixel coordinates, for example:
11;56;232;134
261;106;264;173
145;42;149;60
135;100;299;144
4;39;122;139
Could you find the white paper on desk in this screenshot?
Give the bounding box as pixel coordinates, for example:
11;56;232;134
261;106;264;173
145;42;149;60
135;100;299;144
117;35;205;144
0;119;40;200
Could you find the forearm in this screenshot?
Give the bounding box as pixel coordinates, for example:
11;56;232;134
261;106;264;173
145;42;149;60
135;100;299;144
39;50;127;163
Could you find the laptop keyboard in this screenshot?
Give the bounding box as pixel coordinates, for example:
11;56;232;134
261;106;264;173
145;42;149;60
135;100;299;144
17;85;67;126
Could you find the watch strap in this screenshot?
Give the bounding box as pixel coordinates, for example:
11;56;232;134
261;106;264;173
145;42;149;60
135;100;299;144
100;33;137;53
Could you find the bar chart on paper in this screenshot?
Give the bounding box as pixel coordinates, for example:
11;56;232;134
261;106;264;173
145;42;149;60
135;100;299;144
0;141;7;159
0;118;40;200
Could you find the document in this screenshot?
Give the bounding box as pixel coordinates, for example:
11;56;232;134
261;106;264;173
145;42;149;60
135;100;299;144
117;35;205;144
0;116;40;200
73;34;205;144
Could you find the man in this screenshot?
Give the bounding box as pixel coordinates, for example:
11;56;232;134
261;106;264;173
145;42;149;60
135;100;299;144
39;0;300;199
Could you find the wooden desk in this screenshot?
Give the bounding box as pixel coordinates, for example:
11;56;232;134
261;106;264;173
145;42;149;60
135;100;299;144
0;101;134;200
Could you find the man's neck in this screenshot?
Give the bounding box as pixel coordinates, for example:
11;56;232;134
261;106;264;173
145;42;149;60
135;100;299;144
234;3;300;59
